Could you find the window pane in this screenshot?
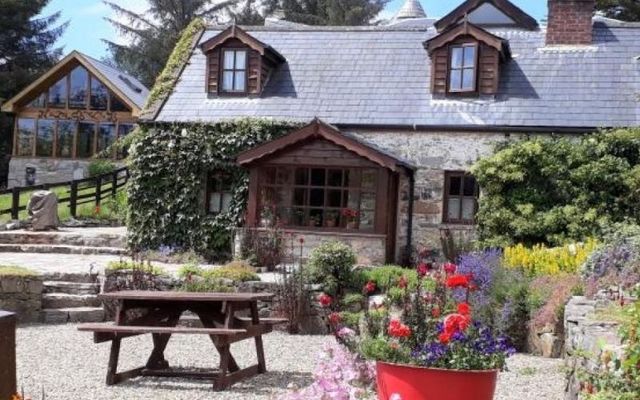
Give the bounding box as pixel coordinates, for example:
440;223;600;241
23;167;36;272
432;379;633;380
295;168;308;185
36;119;55;157
327;189;342;207
110;93;129;112
222;71;234;91
310;188;324;207
462;69;475;91
293;188;307;206
234;71;246;91
292;208;306;226
209;193;222;213
463;176;477;196
117;123;134;158
451;47;463;69
462;198;476;221
97;123;116;153
327;169;343;187
276;167;293;185
57;120;75;158
90;76;108;110
447;198;461;221
362;169;377;189
235;51;247;69
223;50;235;69
449;176;462;195
449;70;462;91
29;94;46;108
17;118;35;156
77;122;95;158
359;210;374;230
361;192;376;210
49;77;67;108
69;66;88;108
309;209;323;227
311;168;325;186
463;46;476;67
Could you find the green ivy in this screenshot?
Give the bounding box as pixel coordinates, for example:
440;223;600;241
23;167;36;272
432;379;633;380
127;119;300;260
472;128;640;247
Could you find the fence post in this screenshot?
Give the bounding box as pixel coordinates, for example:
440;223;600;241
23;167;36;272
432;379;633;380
10;187;19;220
0;311;17;400
111;171;118;197
95;176;102;207
70;181;78;218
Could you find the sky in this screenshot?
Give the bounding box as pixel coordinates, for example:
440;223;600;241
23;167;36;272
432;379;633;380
39;0;548;60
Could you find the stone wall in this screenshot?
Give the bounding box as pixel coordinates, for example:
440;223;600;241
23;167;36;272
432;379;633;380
235;229;387;266
348;129;522;255
7;158;124;188
564;296;624;400
0;275;43;322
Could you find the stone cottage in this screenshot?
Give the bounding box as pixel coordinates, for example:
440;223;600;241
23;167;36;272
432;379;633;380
142;0;640;264
1;51;149;187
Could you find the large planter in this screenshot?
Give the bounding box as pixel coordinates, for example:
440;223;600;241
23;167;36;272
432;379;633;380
376;361;498;400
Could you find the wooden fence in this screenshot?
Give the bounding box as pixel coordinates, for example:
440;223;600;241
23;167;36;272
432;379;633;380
0;167;129;220
0;310;16;400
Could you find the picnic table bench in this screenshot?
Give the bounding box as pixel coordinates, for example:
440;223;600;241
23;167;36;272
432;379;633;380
77;291;287;390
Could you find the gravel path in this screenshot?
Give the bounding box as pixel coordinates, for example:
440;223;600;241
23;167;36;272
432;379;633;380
16;324;565;400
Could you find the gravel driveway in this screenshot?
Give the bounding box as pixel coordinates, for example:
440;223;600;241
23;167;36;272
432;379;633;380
16;324;565;400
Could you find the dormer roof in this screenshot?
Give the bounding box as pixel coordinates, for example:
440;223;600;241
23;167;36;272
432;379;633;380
424;19;511;60
200;25;286;64
435;0;539;31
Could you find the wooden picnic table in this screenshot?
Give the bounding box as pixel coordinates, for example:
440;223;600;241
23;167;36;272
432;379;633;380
77;290;286;390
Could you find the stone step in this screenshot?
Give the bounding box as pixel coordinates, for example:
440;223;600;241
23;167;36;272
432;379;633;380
43;281;100;295
42;273;99;284
41;307;105;324
0;243;126;255
42;293;102;309
0;230;126;248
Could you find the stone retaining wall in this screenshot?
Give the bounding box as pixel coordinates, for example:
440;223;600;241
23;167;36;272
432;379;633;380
0;276;43;322
563;296;624;400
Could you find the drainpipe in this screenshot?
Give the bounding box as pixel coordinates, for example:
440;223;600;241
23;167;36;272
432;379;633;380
404;168;415;266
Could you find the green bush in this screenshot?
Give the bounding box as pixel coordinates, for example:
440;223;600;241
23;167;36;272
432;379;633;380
105;260;166;276
87;160;116;177
202;260;260;282
339;311;363;331
305;241;357;296
179;277;233;293
341;293;365;307
358;265;418;292
177;263;204;278
472;128;640;247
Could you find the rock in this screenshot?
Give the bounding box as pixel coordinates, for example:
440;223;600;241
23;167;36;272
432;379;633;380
5;220;22;230
368;294;385;309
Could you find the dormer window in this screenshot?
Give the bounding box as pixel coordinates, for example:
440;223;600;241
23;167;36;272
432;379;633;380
222;49;248;93
449;44;477;93
200;25;286;97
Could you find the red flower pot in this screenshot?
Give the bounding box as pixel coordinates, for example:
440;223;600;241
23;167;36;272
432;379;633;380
376;361;498;400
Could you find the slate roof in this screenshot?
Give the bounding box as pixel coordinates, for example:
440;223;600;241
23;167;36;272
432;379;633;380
81;53;149;110
395;0;427;20
154;18;640;130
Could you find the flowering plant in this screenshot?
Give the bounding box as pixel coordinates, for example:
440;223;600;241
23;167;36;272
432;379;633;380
341;208;359;222
328;262;515;371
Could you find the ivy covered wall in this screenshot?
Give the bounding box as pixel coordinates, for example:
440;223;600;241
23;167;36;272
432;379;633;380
127;119;300;259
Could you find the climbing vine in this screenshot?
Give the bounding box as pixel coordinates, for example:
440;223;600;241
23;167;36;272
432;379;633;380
127;118;301;260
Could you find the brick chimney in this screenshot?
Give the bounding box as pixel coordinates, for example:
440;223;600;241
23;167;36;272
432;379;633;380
546;0;595;46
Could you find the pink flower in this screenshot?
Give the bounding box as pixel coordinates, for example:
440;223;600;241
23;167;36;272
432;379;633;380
443;262;457;275
364;281;376;294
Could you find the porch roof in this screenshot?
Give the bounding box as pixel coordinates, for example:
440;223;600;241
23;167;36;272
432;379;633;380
236;119;416;173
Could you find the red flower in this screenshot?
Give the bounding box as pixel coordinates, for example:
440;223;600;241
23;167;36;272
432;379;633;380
457;302;471;316
438;332;451;344
431;306;441;318
318;293;332;307
417;262;430;278
299;237;305;244
388;319;411;338
398;276;408;289
443;262;457;275
364;281;376;294
446;274;470;289
328;312;341;326
443;313;471;334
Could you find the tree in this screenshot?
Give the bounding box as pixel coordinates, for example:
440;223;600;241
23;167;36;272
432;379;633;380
596;0;640;21
232;0;265;25
0;0;66;187
104;0;238;88
262;0;390;25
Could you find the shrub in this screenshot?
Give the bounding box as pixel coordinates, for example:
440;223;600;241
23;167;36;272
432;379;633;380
503;240;597;276
203;260;260;282
341;293;365;307
339;311;363;331
358;265;418;293
177;263;204;278
472;128;640;246
87;160;116;177
105;259;166;276
179;277;233;293
239;227;286;270
0;265;38;277
306;241;357;296
529;274;582;331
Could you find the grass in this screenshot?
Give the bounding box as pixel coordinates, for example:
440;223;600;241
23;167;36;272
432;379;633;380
589;303;631;324
0;265;39;277
0;183;126;224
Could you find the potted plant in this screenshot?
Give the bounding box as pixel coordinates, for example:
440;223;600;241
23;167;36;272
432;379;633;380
322;262;515;400
325;210;338;228
342;208;359;229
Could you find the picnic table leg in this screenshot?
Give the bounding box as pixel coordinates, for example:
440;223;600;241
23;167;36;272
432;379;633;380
106;338;121;385
250;302;267;373
214;343;232;390
144;310;181;370
194;308;241;373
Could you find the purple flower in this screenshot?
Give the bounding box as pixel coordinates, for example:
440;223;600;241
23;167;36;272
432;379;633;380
454;249;502;307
